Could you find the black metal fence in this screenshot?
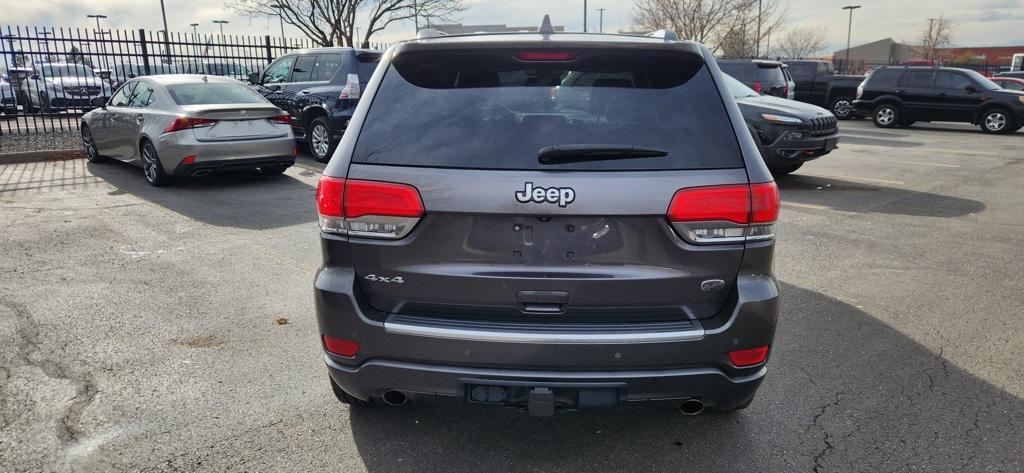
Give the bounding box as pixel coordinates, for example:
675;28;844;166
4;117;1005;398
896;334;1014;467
0;25;389;135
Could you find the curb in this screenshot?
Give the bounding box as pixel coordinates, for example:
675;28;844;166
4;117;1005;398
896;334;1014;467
0;149;82;165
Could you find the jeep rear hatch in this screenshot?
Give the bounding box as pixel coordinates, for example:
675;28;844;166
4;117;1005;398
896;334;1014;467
324;44;765;322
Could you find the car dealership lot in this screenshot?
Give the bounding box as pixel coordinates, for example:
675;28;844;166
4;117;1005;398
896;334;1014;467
1;120;1023;472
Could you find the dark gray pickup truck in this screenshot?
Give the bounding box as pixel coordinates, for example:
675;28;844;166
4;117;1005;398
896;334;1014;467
783;60;864;119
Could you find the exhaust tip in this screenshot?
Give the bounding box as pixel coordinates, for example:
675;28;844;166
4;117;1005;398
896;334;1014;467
678;398;704;416
382;390;408;406
191;169;212;177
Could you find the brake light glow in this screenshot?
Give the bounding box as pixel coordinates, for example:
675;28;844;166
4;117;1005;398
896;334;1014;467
728;345;769;367
322;335;360;358
163;116;217;134
752;81;763;93
268;114;292;125
513;51;579;61
667;182;779;244
316;176;424;239
180;155;196;165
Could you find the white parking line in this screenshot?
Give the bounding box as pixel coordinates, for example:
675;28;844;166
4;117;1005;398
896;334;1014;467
850;156;961;168
804;173;906;186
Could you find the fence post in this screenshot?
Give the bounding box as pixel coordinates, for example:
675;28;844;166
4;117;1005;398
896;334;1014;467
139;29;151;75
265;35;273;64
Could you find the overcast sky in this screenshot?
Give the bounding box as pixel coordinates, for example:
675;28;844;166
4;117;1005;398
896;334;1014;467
6;0;1024;52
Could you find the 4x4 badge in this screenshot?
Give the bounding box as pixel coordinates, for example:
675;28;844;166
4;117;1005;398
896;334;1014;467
515;182;575;207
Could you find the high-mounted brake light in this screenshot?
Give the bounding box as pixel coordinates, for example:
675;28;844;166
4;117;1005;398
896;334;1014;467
163;116;217;134
513;51;579;61
752;81;763;94
667;182;779;244
316;176;424;239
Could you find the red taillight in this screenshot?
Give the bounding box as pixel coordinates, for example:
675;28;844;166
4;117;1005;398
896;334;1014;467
783;84;790;96
268;114;292;125
753;81;763;93
180;155;196;165
666;182;779;244
322;335;360;358
728;345;769;367
513;51;579;61
163;116;217;134
291;146;298;157
316;176;424;238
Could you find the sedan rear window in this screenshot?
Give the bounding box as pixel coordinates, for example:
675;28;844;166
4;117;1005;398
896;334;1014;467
167;83;268;105
353;49;742;171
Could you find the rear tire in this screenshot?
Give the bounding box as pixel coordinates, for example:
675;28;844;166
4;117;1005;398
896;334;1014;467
81;124;106;163
141;140;173;187
829;96;855;120
330;374;374;407
38;92;53;114
980;108;1014;134
770;162;803;175
307;117;335;163
872;104;899;128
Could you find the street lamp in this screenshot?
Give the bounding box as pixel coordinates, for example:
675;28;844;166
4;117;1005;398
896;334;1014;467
597;8;606;33
756;0;762;57
270;5;286;45
213;20;229;38
842;5;861;74
583;0;588;32
86;15;108;70
189;23;200;58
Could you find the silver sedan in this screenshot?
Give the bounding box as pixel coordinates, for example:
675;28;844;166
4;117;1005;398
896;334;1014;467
80;75;295;186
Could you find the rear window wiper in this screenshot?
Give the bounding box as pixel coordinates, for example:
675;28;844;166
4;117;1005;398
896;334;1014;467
537;144;669;165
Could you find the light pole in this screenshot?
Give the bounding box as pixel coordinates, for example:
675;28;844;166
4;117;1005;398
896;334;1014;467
189;23;200;58
583;0;588;32
842;5;861;73
756;0;762;57
597;8;606;33
270;4;286;45
213;20;229;38
87;15;108;70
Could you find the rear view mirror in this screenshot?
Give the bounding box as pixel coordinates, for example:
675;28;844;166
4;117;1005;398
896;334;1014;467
30;73;38;80
248;72;261;85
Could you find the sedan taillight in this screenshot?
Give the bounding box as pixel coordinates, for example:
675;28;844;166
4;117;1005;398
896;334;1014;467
268;114;292;125
163;117;217;134
667;182;779;244
316;176;424;239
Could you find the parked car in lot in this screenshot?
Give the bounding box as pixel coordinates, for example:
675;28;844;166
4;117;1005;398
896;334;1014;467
107;63;180;88
80;75;295;186
990;76;1024;91
314;28;781;416
250;47;382;162
23;63;113;112
783;59;865;119
723;73;838;175
997;71;1024;79
854;66;1024;134
1;71;18;114
718;59;794;99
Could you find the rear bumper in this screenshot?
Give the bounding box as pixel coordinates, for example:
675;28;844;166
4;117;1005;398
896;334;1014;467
314;258;780;412
170;155;294;176
760;131;839;166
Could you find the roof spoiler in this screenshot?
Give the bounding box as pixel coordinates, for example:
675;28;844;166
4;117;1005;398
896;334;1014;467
646;29;679;41
417;29;446;39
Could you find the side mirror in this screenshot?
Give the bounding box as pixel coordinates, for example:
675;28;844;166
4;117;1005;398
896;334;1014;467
965;85;979;93
30;73;39;80
248;72;261;85
90;96;107;109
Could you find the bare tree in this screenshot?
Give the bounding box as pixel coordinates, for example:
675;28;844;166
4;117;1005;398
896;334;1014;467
918;16;953;61
775;25;828;58
227;0;465;47
632;0;783;56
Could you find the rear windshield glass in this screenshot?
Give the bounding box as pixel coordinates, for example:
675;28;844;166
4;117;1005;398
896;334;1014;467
718;62;785;83
167;83;268;105
353;49;742;171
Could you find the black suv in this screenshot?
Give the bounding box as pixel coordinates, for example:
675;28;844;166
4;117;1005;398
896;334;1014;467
314;26;781;416
718;59;794;99
250;48;382;161
854;66;1024;134
722;74;838;175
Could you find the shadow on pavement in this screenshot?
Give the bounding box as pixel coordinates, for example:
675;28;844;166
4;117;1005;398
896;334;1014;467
776;173;985;218
347;283;1023;472
87;160;316;230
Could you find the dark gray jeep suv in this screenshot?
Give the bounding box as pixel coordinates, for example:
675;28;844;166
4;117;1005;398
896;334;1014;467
314;27;781;416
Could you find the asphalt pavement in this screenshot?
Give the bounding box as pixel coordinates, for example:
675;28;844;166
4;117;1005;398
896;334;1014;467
1;120;1023;472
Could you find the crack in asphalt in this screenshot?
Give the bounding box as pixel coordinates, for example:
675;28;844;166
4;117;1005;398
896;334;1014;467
809;391;845;473
1;297;98;447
